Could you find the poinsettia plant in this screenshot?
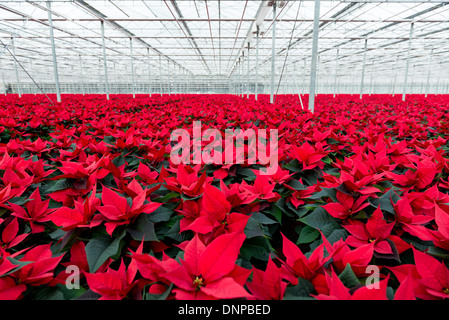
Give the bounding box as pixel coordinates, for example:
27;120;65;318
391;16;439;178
0;93;448;300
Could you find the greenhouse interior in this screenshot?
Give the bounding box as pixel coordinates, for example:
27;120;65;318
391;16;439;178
2;0;449;100
1;0;449;303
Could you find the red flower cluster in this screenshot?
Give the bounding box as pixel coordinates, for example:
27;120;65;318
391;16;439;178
0;93;448;300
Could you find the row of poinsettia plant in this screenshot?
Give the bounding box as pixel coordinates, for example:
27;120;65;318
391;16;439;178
0;93;449;300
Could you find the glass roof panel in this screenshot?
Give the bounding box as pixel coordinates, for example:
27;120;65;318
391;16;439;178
0;0;448;94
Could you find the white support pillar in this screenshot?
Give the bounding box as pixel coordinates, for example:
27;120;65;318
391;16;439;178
182;67;184;94
177;65;180;94
98;59;103;94
247;42;250;99
360;38;368;100
79;55;85;95
11;38;22;97
47;1;61;102
28;58;34;94
130;37;135;98
238;57;241;97
168;59;171;96
333;48;339;98
425;49;433;98
392;73;397;97
255;26;259;101
316;55;320;97
241;52;244;97
101;21;109;100
159;55;162;94
402;22;414;101
114;62;118;94
147;48;151;97
270;1;276;104
436;68;441;94
392;57;399;96
180;67;182;93
2;73;6;95
308;0;321;112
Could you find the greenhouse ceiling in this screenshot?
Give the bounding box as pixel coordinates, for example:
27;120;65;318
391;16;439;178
1;0;449;94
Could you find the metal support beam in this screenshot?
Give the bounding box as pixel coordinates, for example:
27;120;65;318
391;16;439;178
360;38;368;99
29;58;34;93
255;26;259;101
167;0;211;74
240;57;243;97
74;0;186;73
391;57;399;96
147;48;151;97
11;37;22;97
316;55;320;97
308;0;321;112
236;58;239;96
436;69;441;94
101;20;109;100
333;48;339;98
270;2;276;104
130;37;135;98
177;65;180;93
239;55;243;97
159;55;162;94
47;1;61;102
402;22;414;101
2;73;6;95
79;55;85;95
7;18;449;23
167;60;170;95
392;73;397;96
114;62;118;94
247;42;250;99
425;49;433;98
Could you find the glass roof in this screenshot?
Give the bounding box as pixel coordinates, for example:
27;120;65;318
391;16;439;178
1;0;448;93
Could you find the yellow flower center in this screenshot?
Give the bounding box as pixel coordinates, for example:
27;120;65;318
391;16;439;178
368;238;376;243
443;288;449;294
193;276;204;291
